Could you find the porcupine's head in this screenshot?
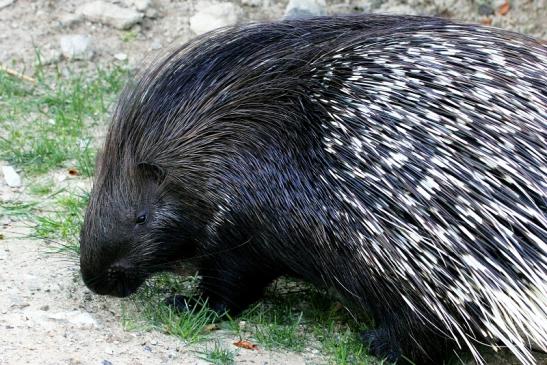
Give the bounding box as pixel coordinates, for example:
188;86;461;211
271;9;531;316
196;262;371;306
78;121;211;297
77;41;220;297
76;17;321;297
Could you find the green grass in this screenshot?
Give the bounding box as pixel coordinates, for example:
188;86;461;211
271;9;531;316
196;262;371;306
0;199;39;219
32;191;89;254
0;62;376;364
0;62;126;176
198;341;236;365
121;273;221;344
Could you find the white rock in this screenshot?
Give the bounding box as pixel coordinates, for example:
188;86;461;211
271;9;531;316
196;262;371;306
60;34;94;60
241;0;269;6
1;166;21;187
284;0;326;19
114;52;128;61
377;3;421;15
150;39;162;50
0;0;15;10
58;12;83;27
125;0;151;11
77;1;143;30
189;2;242;35
46;311;100;329
144;7;158;18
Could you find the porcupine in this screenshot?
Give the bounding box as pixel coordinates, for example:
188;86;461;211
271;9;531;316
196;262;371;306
79;15;547;364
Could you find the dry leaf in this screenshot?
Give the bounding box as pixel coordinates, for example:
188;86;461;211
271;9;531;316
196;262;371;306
481;17;493;26
204;323;218;332
497;1;510;16
233;340;257;350
333;302;344;312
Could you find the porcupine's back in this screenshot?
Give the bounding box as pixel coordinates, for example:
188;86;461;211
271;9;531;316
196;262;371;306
306;18;547;364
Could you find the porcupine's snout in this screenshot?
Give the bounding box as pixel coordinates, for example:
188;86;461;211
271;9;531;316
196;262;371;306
79;231;147;298
81;256;145;297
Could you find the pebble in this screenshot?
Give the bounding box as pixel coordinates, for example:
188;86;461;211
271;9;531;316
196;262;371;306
58;12;83;27
60;34;94;61
284;0;326;19
46;311;100;329
377;3;421;15
113;52;128;61
478;3;494;15
0;0;15;10
189;2;242;35
150;39;162;50
38;47;62;65
1;166;21;187
124;0;151;12
241;0;269;6
77;1;143;30
144;7;158;18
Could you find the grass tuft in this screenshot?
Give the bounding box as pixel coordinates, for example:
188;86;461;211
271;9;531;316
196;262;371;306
0;63;127;176
197;341;236;365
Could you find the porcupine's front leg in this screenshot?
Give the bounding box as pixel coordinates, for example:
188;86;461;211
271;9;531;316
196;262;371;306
166;252;280;317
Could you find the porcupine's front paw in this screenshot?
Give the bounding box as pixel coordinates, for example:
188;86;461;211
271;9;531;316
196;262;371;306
361;328;403;364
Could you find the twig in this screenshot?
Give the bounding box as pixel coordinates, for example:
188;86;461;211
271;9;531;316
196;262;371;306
0;64;36;83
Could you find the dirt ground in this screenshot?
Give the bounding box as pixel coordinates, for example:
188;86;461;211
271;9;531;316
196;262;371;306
0;1;546;364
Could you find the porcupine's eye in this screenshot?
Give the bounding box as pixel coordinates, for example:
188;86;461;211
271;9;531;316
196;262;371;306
136;213;147;225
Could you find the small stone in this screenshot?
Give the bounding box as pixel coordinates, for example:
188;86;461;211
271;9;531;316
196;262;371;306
189;2;242;35
60;34;94;61
241;0;269;6
58;12;83;27
101;361;113;365
143;345;152;352
2;166;21;187
125;0;151;11
13;302;30;309
377;3;421;15
37;47;62;65
284;0;326;19
144;7;158;18
491;0;507;7
353;0;383;12
478;3;494;15
77;1;143;30
47;311;99;329
114;52;128;61
0;0;15;10
40;305;50;311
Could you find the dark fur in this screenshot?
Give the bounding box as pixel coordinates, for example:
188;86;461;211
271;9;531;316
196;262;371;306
80;15;547;364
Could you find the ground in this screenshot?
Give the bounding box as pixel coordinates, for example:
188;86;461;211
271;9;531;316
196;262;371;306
0;1;546;365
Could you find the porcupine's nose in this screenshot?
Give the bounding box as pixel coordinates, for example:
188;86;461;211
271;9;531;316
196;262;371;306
104;259;142;297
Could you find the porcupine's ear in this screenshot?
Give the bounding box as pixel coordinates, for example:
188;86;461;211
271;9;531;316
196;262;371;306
136;162;166;184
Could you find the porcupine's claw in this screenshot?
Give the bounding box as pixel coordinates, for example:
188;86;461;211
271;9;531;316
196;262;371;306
361;328;403;364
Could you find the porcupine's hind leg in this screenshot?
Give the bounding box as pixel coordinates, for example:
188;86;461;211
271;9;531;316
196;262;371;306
360;312;453;364
361;326;402;363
